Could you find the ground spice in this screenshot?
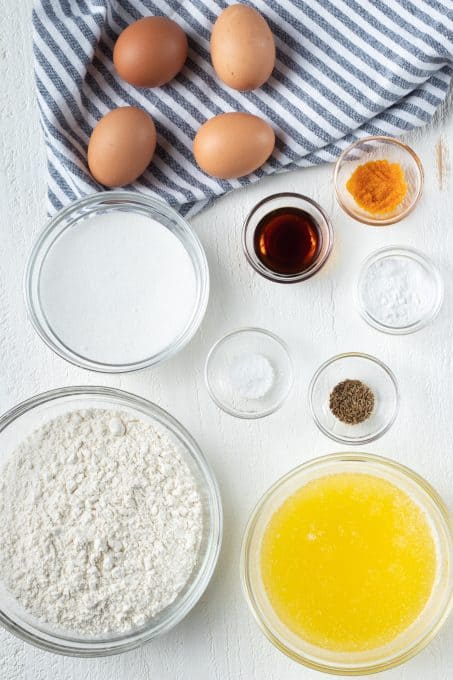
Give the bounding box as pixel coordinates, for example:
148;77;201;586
329;379;375;425
346;160;407;215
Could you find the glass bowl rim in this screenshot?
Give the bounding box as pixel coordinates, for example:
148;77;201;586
333;135;424;226
240;451;453;675
0;385;223;657
308;352;399;445
24;191;210;374
356;245;444;335
242;192;334;283
204;327;294;419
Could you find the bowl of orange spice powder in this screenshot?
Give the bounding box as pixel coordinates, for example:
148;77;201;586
334;136;423;226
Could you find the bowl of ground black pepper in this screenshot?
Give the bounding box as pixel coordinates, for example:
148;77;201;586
309;353;399;445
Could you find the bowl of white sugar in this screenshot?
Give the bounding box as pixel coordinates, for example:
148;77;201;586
0;386;222;656
25;192;209;372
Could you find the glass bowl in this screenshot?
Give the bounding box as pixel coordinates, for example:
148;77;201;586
334;136;423;225
356;246;444;335
242;193;333;283
205;328;293;419
309;352;399;445
24;192;209;373
0;386;222;656
241;452;453;675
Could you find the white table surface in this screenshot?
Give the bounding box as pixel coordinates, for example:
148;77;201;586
1;2;453;679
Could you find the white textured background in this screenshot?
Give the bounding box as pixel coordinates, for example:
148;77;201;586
1;1;453;678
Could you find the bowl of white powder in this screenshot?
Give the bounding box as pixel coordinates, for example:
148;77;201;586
25;192;209;372
205;328;294;419
356;246;443;335
0;386;222;656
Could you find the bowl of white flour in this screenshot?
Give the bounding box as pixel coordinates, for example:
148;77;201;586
0;386;222;656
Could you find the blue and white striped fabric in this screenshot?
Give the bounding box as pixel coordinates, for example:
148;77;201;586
33;1;453;217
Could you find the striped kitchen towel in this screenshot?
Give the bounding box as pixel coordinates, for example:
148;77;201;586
33;0;453;217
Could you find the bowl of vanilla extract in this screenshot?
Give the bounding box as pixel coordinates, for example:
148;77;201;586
242;193;333;283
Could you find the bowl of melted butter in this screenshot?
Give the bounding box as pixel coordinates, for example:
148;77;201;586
241;452;453;675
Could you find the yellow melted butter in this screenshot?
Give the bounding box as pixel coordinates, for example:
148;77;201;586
261;473;436;652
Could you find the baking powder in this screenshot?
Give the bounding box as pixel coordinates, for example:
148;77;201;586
361;255;436;328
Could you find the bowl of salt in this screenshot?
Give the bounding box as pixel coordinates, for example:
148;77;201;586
205;328;293;419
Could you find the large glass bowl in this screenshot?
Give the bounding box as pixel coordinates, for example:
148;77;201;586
24;192;209;373
0;387;222;656
241;453;453;675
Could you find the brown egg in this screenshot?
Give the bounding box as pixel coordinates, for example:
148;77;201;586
87;107;157;187
193;112;275;179
113;16;188;88
210;4;275;91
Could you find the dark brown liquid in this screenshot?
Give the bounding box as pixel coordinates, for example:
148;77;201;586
253;207;321;275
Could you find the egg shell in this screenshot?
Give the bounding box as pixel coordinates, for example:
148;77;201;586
113;16;188;88
210;4;275;91
193;112;275;179
87;107;157;187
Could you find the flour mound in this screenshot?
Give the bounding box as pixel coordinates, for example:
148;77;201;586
0;409;202;635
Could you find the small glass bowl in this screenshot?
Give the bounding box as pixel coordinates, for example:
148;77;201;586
205;328;293;419
334;136;423;225
24;192;209;373
241;452;453;675
356;246;444;335
309;352;399;445
0;386;222;656
242;193;333;283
